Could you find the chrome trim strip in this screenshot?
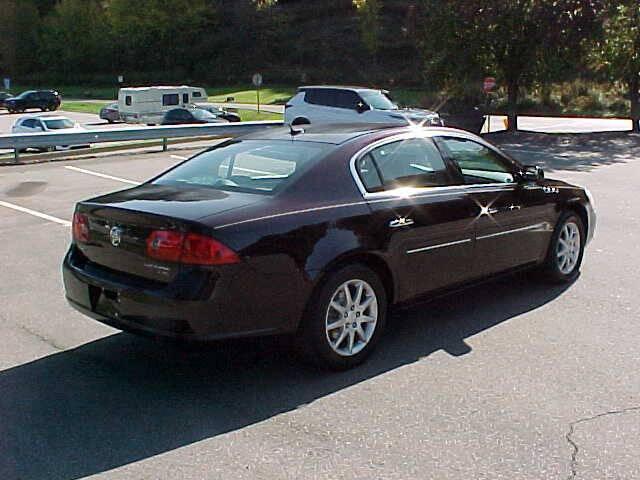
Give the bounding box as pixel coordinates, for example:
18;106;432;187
214;200;369;229
476;222;548;240
407;238;471;254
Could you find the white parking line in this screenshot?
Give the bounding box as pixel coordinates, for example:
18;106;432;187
170;155;187;160
0;200;71;226
64;165;141;185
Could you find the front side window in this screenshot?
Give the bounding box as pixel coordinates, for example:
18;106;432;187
356;137;454;192
125;95;132;106
153;140;331;194
333;90;360;110
436;137;515;184
162;93;179;106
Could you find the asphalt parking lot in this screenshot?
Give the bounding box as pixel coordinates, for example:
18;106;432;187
1;132;639;479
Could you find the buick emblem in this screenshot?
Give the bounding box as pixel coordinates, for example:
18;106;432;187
109;226;123;247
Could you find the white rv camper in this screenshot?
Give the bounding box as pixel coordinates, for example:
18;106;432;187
118;86;208;124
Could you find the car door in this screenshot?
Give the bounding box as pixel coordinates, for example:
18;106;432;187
354;134;478;302
26;92;39;109
435;135;555;277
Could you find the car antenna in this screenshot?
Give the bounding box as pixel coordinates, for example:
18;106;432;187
289;124;305;138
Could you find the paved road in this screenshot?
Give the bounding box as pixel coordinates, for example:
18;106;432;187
0;134;639;479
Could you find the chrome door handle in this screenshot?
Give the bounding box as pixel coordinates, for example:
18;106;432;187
389;217;414;228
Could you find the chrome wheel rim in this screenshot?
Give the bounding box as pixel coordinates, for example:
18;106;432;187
325;279;378;357
557;221;581;275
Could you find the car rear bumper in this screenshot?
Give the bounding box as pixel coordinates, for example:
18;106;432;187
62;246;304;341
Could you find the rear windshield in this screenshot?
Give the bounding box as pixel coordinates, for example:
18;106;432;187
43;118;75;129
153;140;331;194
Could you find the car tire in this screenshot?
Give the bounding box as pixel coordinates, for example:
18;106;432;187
297;264;387;370
539;211;585;283
291;117;310;126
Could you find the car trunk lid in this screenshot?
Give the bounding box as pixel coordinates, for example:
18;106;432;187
75;184;261;282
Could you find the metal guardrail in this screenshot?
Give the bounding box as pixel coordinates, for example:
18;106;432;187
0;121;284;162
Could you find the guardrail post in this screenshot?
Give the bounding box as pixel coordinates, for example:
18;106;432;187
14;148;19;163
162;138;168;152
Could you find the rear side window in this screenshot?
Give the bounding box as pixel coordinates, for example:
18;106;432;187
22;119;36;128
304;89;331;106
153;140;331;194
182;93;189;103
192;91;202;98
162;94;179;106
304;89;360;110
356;138;454;191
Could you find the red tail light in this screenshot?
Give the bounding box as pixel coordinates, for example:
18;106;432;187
72;212;90;243
146;230;239;266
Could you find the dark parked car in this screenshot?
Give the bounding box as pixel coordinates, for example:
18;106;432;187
192;103;241;122
4;90;61;113
161;107;226;125
99;102;121;123
0;91;12;109
63;124;595;369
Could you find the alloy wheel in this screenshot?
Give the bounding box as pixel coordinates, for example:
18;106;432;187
556;221;581;274
325;279;378;357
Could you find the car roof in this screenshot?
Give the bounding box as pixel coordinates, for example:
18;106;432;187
298;85;388;94
18;114;70;120
243;123;491;146
243;123;405;145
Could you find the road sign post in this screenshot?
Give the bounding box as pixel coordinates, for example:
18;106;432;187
483;77;497;133
252;73;263;113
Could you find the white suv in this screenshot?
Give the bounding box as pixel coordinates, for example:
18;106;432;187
284;86;442;127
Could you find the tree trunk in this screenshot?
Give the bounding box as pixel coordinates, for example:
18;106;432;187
507;79;518;132
630;74;640;134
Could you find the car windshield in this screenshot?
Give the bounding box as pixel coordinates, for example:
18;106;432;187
359;90;398;110
191;109;216;120
43;119;75;129
153;139;331;194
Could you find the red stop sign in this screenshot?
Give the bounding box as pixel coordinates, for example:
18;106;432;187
483;77;496;92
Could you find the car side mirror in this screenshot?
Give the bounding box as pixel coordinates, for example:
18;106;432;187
356;102;369;113
519;165;544;182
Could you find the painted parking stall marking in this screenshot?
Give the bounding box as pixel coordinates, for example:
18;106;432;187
0;199;71;226
64;165;141;185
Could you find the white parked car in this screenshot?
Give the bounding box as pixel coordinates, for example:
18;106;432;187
12;115;90;151
284;86;443;127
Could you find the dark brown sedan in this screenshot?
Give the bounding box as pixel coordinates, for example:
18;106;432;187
63;124;595;369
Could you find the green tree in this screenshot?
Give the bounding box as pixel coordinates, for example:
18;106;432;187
422;0;603;131
593;2;640;132
353;0;381;58
38;0;109;78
